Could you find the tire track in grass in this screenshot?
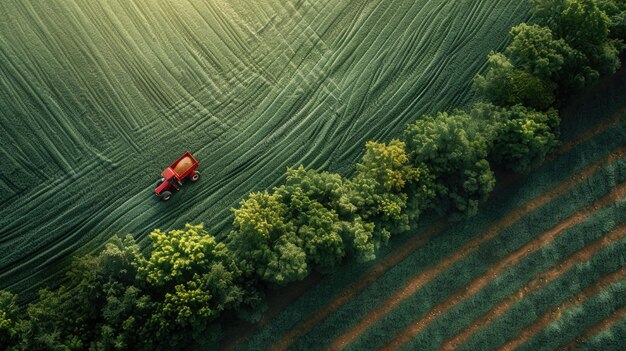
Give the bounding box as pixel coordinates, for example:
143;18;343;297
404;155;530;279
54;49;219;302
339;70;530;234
497;267;626;351
264;108;626;351
440;224;626;351
365;183;626;351
556;306;626;351
322;147;626;351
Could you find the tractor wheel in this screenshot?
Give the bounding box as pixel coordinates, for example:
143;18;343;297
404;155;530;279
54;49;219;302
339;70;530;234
191;171;200;182
161;191;172;201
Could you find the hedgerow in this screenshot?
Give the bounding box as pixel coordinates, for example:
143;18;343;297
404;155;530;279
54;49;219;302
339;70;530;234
0;0;623;350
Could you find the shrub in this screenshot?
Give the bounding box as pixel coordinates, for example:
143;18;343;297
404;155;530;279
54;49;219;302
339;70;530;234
403;111;496;219
0;291;20;350
474;104;561;173
504;23;578;82
474;52;557;110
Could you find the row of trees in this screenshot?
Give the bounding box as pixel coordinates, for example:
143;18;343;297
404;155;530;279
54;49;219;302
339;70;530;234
476;0;624;108
1;0;624;350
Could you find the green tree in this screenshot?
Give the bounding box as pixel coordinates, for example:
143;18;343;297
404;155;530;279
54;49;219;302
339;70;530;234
403;112;496;219
139;224;247;348
282;166;356;216
0;291;20;350
473;103;560;173
505;23;578;81
474;52;557;110
531;0;622;89
349;140;429;231
275;185;345;272
140;224;236;288
15;237;157;351
599;0;626;39
228;192;307;285
279;167;377;263
91;235;158;351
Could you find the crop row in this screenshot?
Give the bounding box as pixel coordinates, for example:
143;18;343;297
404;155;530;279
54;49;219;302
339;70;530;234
239;108;626;350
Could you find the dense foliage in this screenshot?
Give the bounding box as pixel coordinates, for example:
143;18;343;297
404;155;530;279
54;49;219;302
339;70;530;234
478;0;623;101
1;1;623;350
403;111;495;218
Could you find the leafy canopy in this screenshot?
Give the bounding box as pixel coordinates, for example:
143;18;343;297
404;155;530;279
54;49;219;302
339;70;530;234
403;111;496;219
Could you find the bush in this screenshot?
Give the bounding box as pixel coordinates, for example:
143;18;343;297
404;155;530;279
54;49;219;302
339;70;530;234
530;0;622;90
229;191;309;285
599;0;626;39
474;104;561;173
504;23;578;82
348;140;427;236
0;291;20;350
403;111;496;219
474;52;557;110
139;224;250;348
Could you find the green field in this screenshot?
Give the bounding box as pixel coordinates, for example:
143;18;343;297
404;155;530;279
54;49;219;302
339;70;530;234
233;69;626;350
4;0;626;350
0;0;531;297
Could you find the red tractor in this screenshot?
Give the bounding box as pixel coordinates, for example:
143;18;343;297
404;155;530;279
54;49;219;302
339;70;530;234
154;151;200;201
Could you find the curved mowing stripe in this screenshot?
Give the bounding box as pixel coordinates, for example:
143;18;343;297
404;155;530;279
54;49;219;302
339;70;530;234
440;224;626;351
0;0;532;300
556;306;626;351
497;267;626;351
321;147;626;351
378;185;626;351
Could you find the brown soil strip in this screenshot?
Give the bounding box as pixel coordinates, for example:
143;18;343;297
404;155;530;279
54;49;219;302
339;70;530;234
440;224;626;351
497;267;626;351
226;108;626;351
556;306;626;351
322;148;626;351
380;185;626;351
267;221;448;351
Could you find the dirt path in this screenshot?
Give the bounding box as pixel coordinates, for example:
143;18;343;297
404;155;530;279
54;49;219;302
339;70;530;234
497;267;626;351
440;224;626;351
322;147;626;351
379;187;626;351
556;306;626;351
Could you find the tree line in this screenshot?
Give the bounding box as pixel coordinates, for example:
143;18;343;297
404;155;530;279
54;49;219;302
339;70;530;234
1;0;624;350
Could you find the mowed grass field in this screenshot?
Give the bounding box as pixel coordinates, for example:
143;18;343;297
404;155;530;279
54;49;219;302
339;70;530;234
0;0;531;298
232;69;626;350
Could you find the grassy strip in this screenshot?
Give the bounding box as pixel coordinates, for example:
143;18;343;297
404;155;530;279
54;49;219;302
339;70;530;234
459;240;626;350
577;315;626;351
520;282;626;350
498;269;626;350
557;306;626;350
409;201;626;351
379;190;626;350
